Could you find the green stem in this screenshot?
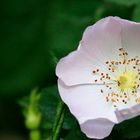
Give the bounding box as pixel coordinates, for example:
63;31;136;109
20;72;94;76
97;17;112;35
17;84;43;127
52;101;65;140
30;129;41;140
52;101;64;133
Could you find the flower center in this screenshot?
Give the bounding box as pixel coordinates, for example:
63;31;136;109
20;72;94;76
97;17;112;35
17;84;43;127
117;72;137;91
92;48;140;108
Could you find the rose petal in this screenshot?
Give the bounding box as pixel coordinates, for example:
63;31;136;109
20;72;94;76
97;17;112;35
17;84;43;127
56;17;123;86
58;79;117;139
115;103;140;123
80;118;115;139
121;19;140;57
56;48;108;86
81;16;122;62
58;79;118;123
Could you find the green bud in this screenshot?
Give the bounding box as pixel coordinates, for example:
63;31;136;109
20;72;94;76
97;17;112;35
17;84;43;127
25;110;41;130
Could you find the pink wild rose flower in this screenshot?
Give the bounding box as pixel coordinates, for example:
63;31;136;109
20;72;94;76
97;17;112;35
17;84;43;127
56;16;140;139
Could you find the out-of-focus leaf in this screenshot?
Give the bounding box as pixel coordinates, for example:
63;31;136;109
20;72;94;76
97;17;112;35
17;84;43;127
105;0;140;6
18;96;30;110
48;0;104;59
103;2;132;19
39;86;60;130
132;4;140;21
64;128;91;140
115;116;140;139
93;5;106;21
0;0;55;96
62;108;77;130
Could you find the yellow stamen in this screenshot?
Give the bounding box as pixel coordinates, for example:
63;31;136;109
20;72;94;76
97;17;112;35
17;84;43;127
117;72;137;91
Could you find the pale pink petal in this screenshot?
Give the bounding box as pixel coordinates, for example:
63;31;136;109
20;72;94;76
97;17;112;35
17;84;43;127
58;79;118;123
120;19;140;57
56;17;123;86
115;103;140;123
80;16;122;62
58;79;117;139
56;48;108;86
80;118;115;139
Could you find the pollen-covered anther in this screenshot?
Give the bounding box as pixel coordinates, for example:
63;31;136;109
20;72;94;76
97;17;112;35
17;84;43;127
92;70;96;74
96;69;99;72
113;105;117;108
111;98;116;102
100;89;103;93
136;97;140;103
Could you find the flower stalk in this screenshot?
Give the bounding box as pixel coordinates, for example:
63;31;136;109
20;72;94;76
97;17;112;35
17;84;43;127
52;101;65;140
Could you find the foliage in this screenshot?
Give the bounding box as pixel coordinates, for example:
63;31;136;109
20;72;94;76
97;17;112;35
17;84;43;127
105;0;140;6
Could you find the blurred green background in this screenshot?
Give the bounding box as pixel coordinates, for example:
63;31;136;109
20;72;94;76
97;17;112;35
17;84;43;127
1;0;140;139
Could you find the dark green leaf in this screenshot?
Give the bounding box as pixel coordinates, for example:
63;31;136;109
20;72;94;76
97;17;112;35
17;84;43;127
39;85;60;130
63;108;77;130
0;0;55;96
48;0;104;59
115;116;140;139
132;4;140;21
64;124;91;140
105;0;140;6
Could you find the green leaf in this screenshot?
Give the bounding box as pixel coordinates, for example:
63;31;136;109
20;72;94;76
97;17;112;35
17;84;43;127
39;86;60;130
0;0;55;96
115;116;140;139
132;4;140;21
48;0;104;59
64;128;90;140
63;108;77;130
104;0;140;6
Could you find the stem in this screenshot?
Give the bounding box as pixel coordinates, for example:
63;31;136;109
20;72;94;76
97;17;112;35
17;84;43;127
30;129;41;140
52;101;64;134
52;101;65;140
53;110;65;140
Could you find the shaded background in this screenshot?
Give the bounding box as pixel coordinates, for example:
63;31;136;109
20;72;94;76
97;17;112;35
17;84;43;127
1;0;140;139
